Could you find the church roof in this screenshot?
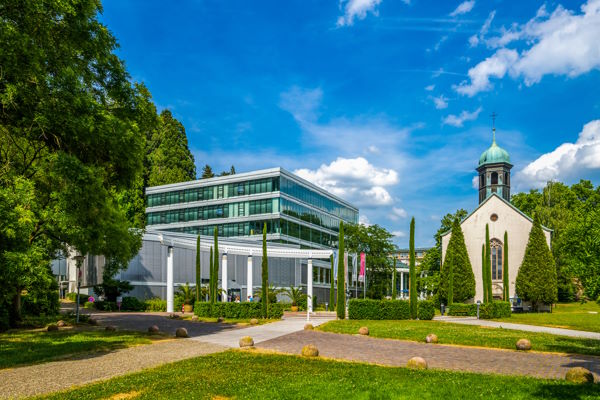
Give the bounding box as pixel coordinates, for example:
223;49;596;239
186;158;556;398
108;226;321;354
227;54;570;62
478;130;510;167
441;193;552;238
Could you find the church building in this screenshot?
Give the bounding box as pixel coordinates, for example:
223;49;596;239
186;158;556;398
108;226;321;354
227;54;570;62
441;129;551;303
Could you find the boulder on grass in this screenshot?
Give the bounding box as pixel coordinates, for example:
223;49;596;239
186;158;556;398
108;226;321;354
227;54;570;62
406;357;428;370
175;327;189;338
105;325;117;332
301;344;319;357
239;336;254;348
148;325;160;334
358;326;369;336
191;315;199;322
216;317;224;323
250;318;259;325
169;314;180;320
47;324;59;332
425;334;438;344
515;339;531;351
565;367;594;384
304;323;314;330
56;320;67;327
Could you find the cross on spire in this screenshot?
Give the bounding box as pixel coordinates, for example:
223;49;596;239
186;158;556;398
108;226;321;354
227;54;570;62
490;111;498;143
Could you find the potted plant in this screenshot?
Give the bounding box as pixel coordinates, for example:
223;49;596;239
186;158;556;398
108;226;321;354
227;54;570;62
283;286;308;312
177;283;195;312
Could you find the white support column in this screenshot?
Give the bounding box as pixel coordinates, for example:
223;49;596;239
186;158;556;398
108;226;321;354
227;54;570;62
166;246;174;313
247;255;253;301
307;258;313;320
400;272;404;299
222;253;228;302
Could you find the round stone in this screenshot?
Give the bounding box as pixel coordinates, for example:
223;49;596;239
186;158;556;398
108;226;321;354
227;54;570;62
105;325;117;332
425;334;438;344
191;315;199;322
56;320;66;327
301;344;319;357
169;314;179;319
239;336;254;348
358;326;369;336
47;324;59;332
148;325;160;334
516;338;532;351
216;317;224;323
406;357;428;370
304;323;314;330
249;318;259;325
175;327;189;338
565;367;594;384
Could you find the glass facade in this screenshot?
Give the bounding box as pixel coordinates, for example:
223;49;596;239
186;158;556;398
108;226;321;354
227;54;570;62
145;170;358;249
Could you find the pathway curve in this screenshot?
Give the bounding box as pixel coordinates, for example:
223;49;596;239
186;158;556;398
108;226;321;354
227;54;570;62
434;316;600;340
258;330;600;381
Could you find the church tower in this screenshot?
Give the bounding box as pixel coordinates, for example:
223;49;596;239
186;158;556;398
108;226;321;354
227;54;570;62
476;126;512;204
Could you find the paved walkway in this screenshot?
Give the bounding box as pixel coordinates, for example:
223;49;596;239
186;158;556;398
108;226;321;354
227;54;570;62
258;330;600;381
435;316;600;340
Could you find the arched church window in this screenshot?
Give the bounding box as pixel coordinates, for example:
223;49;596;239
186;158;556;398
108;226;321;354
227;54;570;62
490;239;503;280
491;172;498;185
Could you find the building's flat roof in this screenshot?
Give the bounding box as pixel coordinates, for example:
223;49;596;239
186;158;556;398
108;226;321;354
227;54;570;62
145;167;358;211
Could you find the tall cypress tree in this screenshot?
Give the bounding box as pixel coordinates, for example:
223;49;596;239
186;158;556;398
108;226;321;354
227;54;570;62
485;224;492;303
503;231;509;301
196;235;201;302
441;219;475;304
329;254;335;309
261;223;269;318
209;247;214;304
392;258;397;299
481;244;487;302
337;222;345;319
213;227;219;303
409;217;418;318
516;218;557;309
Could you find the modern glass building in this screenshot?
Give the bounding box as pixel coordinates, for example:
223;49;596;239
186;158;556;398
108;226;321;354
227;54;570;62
145;168;359;249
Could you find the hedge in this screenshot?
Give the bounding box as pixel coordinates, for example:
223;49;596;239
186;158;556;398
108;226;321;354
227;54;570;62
121;296;145;311
447;301;511;319
417;300;435;320
447;303;476;316
194;302;284;319
65;292;87;305
94;301;117;311
144;298;167;312
348;299;410;320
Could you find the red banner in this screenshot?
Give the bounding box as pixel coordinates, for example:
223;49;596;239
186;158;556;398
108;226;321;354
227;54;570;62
358;252;366;282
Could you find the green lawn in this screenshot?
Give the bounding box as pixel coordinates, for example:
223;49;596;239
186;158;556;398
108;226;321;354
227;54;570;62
318;320;600;356
0;327;162;369
38;351;599;400
495;302;600;333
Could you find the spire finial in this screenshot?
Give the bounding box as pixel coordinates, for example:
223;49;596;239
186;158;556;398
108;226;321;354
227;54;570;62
490;111;498;144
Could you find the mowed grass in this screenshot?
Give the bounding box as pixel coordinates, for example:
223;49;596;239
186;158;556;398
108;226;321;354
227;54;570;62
318;320;600;356
495;302;600;333
38;350;600;400
0;327;162;369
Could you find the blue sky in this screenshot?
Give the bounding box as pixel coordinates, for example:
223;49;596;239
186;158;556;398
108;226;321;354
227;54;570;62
100;0;600;247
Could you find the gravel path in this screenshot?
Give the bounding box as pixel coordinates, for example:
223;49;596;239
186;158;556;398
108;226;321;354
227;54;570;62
258;330;600;380
434;316;600;340
0;339;226;400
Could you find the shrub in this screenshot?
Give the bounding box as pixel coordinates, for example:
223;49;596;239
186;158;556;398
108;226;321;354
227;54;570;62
21;290;60;316
65;292;87;305
193;301;283;319
145;298;167;312
479;301;511;319
94;301;117;311
417;300;435;320
447;303;476;316
121;296;145;311
83;301;94;309
348;299;410;320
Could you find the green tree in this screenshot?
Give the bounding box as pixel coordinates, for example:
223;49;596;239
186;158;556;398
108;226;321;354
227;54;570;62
329;254;335;308
516;218;557;309
503;231;509;301
147;110;196;186
481;244;487;302
201;165;215;179
409;218;417;318
337;221;346;319
196;235;201;302
440;219;476;304
213;227;219;303
209;247;214;304
392;258;397;299
485;224;492;303
261;223;269;318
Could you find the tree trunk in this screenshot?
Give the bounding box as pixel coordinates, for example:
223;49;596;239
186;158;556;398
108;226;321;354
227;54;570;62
12;290;22;323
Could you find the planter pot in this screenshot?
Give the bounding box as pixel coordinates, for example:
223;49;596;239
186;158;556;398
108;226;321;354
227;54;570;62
291;306;299;312
184;304;193;313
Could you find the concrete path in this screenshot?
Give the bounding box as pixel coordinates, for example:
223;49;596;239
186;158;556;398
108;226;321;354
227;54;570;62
434;316;600;340
258;330;600;381
0;339;226;400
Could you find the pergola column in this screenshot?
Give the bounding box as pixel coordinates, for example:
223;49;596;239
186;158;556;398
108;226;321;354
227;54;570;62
400;271;404;299
307;258;313;319
166;246;174;313
247;254;253;301
222;253;228;302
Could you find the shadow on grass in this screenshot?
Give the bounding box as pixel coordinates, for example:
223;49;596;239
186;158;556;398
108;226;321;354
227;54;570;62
531;382;600;399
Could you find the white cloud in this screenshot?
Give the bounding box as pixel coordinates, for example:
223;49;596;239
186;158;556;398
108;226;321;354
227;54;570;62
425;84;435;91
359;214;372;226
456;0;600;96
337;0;382;27
468;10;496;47
472;175;479;189
367;145;380;154
389;207;408;221
294;157;399;207
442;107;482;127
279;86;323;123
392;230;406;238
450;1;475;17
432;95;448;109
516;120;600;188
